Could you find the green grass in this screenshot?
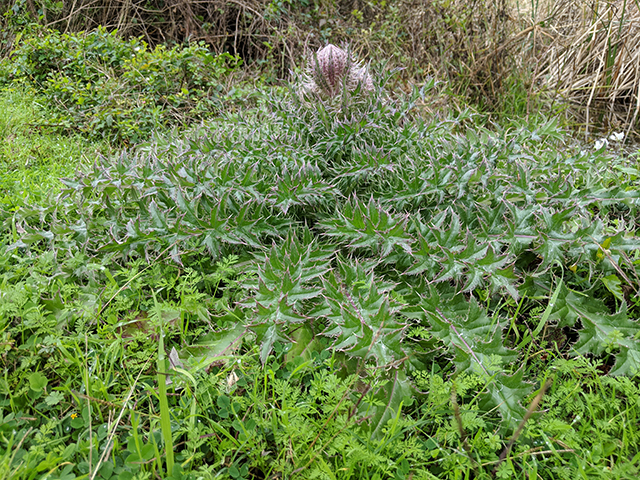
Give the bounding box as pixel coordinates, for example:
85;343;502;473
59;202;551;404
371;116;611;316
0;87;109;209
2;61;640;480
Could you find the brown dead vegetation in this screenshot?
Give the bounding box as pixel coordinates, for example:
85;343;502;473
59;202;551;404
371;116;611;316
535;0;640;138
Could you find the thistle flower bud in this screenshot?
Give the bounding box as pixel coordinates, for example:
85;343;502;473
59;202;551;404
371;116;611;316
302;44;374;98
314;44;348;96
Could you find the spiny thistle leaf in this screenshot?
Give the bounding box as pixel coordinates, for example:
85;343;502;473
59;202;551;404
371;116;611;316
365;369;413;440
44;151;298;259
419;285;517;373
320;261;406;366
406;210;518;298
477;370;531;429
266;161;338;215
319;198;413;258
534;208;599;269
550;284;640;375
417;285;531;427
247;230;333;363
12;57;640;442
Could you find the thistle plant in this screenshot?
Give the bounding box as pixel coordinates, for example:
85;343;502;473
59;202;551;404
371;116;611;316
302;44;374;98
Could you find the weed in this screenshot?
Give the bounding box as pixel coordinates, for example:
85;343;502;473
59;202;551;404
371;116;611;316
2;55;640;479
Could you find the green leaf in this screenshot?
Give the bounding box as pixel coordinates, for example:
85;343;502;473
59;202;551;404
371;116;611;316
366;369;413;439
44;391;65;406
185;322;246;371
248;230;332;362
29;372;48;392
601;274;624;302
478;370;531;430
551;285;640;375
320;198;413;258
418;284;532;427
154;292;174;475
320;261;406;366
285;324;323;363
421;285;516;373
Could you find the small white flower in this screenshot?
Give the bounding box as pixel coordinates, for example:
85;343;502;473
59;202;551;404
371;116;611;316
608;131;624;142
594;138;608;150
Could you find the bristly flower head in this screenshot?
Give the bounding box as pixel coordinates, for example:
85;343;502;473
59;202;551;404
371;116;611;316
302;44;374;98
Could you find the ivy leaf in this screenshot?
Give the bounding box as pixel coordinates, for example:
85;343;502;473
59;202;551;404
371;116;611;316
29;372;49;391
44;391;65;406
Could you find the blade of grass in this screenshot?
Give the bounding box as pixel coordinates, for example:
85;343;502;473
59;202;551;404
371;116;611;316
90;358;152;480
493;377;553;474
518;278;563;350
154;289;175;475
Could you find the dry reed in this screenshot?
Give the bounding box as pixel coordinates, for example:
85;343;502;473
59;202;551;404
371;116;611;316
534;0;640;139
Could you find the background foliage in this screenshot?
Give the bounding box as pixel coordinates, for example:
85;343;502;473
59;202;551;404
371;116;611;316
0;27;241;143
0;0;583;119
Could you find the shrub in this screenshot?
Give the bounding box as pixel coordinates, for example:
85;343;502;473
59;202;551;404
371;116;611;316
1;27;240;143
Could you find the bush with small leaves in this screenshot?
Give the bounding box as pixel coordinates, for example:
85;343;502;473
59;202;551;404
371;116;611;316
1;27;240;143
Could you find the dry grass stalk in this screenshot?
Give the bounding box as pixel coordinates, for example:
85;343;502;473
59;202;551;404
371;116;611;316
401;0;521;101
536;0;640;138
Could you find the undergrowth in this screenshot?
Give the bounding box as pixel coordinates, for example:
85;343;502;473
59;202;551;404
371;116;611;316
2;64;640;479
